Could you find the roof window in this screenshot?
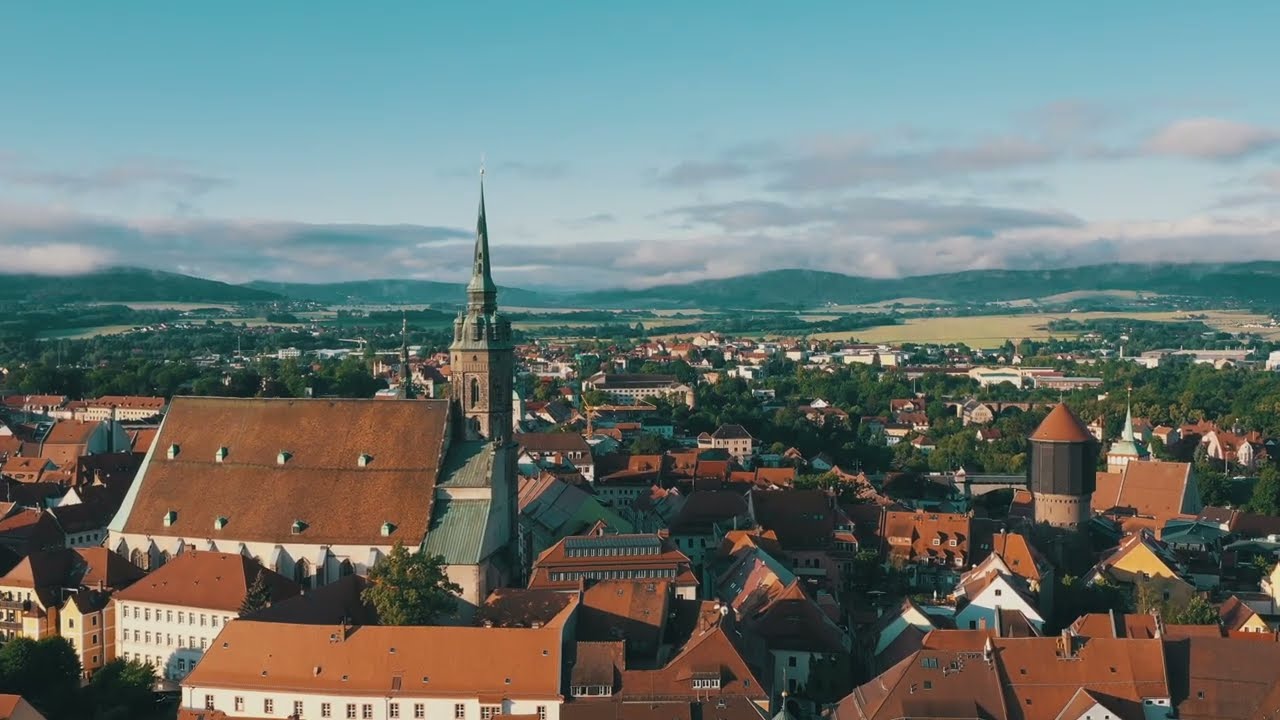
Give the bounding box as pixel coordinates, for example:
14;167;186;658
215;446;228;462
358;453;373;467
277;450;292;465
291;520;308;535
163;510;177;527
214;516;228;530
167;444;180;459
381;522;396;537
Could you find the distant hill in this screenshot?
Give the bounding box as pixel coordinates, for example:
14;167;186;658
244;279;554;307
572;262;1280;309
0;267;282;303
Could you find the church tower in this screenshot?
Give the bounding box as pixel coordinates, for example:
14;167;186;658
450;176;514;442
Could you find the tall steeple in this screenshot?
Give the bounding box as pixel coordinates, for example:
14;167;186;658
467;173;498;313
399;312;413;399
1121;387;1135;442
450;172;514;443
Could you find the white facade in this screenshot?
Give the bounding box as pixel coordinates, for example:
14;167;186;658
183;686;560;720
116;599;234;682
955;573;1044;633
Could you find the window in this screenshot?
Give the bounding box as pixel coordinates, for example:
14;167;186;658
481;706;500;720
932;538;941;546
235;697;245;711
363;705;374;719
201;637;208;650
211;615;219;628
166;634;171;646
455;705;466;719
322;703;332;718
200;614;207;626
347;704;357;719
178;636;185;648
416;705;426;719
537;706;547;720
391;703;400;719
788;656;797;667
93;634;99;644
205;695;214;710
145;608;151;621
949;539;958;547
145;632;151;644
178;659;186;672
178;612;184;624
132;606;139;619
265;699;274;714
295;701;305;716
994;589;1002;597
133;630;140;642
68;618;74;628
166;610;172;623
189;636;196;648
92;615;98;626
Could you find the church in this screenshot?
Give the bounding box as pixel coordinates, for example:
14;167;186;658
107;182;519;612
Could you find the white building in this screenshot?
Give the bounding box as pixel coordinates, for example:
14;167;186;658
107;396;518;614
582;373;694;407
75;396;168;423
113;552;299;683
953;569;1044;634
180;597;576;720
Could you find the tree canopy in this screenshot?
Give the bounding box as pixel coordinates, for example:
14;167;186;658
360;542;463;625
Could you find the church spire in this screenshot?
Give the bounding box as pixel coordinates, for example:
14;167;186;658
467;170;498;311
400;312;414;399
1121;387;1135;442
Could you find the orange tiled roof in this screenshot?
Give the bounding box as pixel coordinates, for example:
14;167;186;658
114;551;299;612
1030;403;1093;443
118;397;451;545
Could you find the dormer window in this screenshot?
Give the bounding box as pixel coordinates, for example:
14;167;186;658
277;451;292;465
215;447;228;463
291;520;308;535
381;522;396;537
932;538;941;546
949;539;958;547
167;444;180;459
692;677;721;690
214;516;228;531
358;453;373;468
163;510;178;527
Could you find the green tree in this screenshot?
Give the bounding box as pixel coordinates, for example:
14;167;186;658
1167;595;1219;625
85;658;161;720
238;571;272;617
629;432;666;455
0;636;81;718
1246;465;1280;515
361;543;463;625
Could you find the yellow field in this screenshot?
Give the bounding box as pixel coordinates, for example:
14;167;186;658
812;310;1277;347
39;325;139;340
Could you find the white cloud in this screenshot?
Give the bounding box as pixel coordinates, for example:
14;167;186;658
1144;118;1280;160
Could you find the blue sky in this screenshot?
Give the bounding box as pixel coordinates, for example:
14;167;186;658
1;2;1278;288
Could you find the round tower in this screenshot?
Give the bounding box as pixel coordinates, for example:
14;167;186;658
1027;403;1099;528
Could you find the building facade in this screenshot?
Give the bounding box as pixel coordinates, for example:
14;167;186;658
1027;404;1099;528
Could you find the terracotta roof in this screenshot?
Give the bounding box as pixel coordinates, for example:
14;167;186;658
1219;596;1260;632
560;697;766;720
114;551;299;612
1070;612;1160;639
1029;403;1094;443
748;580;846;654
578;580;670;655
988;531;1049;584
117;397;451;545
130;427;159;453
668;491;749;536
710;424;752;440
0;695;42;720
89;395;165;410
1172;636;1280;719
572;640;624;688
184;603;574;699
76;547;145;589
40;420;100;447
476;587;576;629
752;489;835;550
516;432;591;455
247;574;378;625
530;533;695;591
881;510;975;567
1093;461;1196;526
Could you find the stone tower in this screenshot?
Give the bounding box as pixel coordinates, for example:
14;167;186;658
1027;403;1099;528
449;177;514;442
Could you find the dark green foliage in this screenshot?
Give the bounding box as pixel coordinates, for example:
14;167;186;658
85;658;163;720
0;636;81;718
0;268;281;303
360;543;463;625
238;570;272;617
1246;465;1280;516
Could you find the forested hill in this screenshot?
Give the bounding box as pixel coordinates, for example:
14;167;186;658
243;278;553;307
572;262;1280;309
0;268;282;303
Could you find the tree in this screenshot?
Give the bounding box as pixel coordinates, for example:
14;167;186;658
1167;595;1219;626
629;432;666;455
1247;465;1280;515
85;658;161;720
361;542;463;625
238;571;272;617
0;636;80;718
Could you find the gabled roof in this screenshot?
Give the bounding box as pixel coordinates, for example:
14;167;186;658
711;424;753;440
748;580;846;654
185;603;574;699
113;551;299;612
516;432;591;455
1094;461;1197;526
752;489;834;550
40;420;99;446
476;587;576;629
1030;403;1094;443
114;397;452;546
247;574;378;626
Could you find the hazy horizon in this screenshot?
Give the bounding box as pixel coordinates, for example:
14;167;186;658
2;3;1279;289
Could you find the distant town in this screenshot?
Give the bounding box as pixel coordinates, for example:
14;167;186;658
1;187;1280;720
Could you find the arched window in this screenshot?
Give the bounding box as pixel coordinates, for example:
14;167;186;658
470;377;481;409
294;558;312;588
339;559;354;578
158;550;172;566
130;549;145;570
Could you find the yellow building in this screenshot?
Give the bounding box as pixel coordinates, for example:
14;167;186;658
58;590;115;677
1086;530;1196;607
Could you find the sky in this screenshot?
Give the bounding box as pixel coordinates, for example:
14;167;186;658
1;2;1279;289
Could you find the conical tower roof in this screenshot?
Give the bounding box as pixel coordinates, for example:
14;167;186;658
1030;403;1093;443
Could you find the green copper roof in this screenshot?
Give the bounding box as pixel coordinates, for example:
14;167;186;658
424;498;490;565
466;179;498;298
436;439;495;488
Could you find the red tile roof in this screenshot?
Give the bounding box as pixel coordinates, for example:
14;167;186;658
119;397;451;545
1030;403;1094;443
113;551;299;612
